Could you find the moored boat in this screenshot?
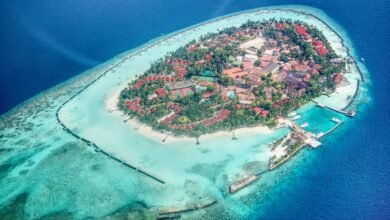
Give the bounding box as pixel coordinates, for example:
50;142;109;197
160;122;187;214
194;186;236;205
331;117;342;123
291;115;301;120
288;112;297;117
300;122;309;128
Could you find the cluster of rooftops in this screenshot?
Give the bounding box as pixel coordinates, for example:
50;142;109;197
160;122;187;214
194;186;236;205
120;21;347;133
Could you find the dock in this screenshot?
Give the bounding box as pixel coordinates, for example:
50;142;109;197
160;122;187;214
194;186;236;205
305;137;321;148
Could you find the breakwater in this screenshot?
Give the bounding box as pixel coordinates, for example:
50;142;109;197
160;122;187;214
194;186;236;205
157;200;217;219
342;80;360;111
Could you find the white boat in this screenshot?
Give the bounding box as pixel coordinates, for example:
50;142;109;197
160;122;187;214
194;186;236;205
291;115;301;120
300;122;309;128
288;112;297;117
331;117;341;123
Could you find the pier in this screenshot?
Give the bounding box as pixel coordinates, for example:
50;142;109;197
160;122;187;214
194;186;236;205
311;78;360;118
312;100;355;117
316;120;344;140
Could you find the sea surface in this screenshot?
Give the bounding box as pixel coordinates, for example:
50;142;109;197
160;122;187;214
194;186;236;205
1;0;390;219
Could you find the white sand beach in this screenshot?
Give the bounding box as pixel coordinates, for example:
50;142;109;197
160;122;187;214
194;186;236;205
106;86;274;143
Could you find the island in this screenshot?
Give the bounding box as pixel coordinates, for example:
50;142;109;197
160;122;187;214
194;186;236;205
0;6;368;219
118;19;350;138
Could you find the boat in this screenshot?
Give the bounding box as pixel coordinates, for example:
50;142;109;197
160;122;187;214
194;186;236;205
331;117;342;123
288;112;297;117
360;57;365;63
300;122;309;128
291;115;301;120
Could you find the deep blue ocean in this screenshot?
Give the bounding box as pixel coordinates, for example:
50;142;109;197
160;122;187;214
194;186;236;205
1;0;389;219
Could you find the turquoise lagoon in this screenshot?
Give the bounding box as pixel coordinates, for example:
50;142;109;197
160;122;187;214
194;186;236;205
0;5;370;219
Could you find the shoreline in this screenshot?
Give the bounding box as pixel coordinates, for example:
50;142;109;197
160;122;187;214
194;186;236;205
103;9;361;142
107;89;274;143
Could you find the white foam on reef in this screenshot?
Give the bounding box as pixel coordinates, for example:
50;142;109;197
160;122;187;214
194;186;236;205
0;5;371;218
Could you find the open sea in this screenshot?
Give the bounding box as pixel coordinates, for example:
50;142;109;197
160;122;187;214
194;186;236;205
1;0;390;219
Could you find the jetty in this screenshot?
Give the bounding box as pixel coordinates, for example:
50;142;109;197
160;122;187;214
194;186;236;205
305;137;321;148
316;120;344;139
229;175;259;193
269;143;306;170
313;100;356;117
157;200;217;219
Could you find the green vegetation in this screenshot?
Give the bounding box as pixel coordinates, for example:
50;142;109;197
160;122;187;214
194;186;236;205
118;19;345;137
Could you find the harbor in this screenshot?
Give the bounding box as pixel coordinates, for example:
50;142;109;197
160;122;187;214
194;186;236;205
269;102;351;170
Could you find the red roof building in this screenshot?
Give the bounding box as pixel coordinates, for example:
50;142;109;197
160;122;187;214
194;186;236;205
222;67;242;75
155;88;167;97
334;74;343;84
170;87;194;99
275;23;285;30
125;99;142;113
174;66;187;79
260;110;269;118
293;24;307;36
253;107;262;115
292;64;310;72
187;45;198;51
312;39;323;47
205;54;212;62
312;39;327;56
316;47;327;56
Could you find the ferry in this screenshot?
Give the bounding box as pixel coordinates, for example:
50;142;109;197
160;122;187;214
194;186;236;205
288;112;297;117
300;122;309;128
331;117;342;123
291;115;301;120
